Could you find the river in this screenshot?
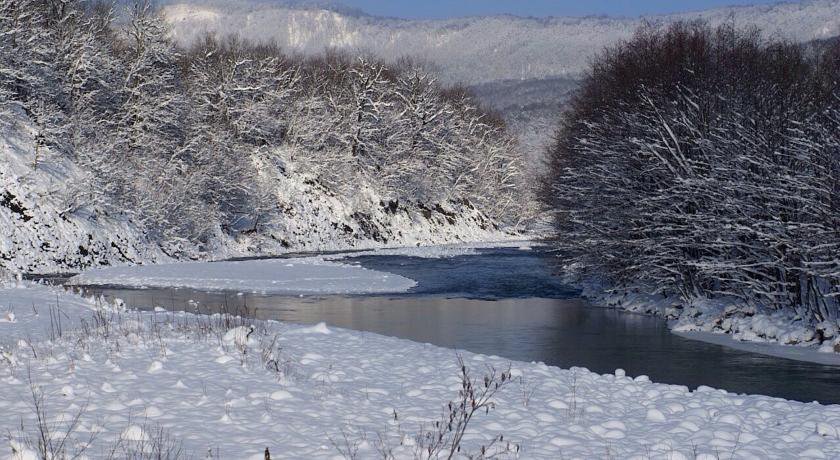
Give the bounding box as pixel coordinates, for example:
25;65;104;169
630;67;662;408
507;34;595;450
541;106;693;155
72;246;840;404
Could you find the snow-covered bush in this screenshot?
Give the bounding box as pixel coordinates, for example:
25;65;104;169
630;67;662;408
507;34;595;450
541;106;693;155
542;21;840;327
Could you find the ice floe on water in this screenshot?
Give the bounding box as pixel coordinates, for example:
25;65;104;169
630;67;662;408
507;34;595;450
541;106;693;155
67;258;417;295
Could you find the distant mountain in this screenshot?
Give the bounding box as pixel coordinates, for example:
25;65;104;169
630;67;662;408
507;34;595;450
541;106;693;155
469;77;579;167
162;0;840;85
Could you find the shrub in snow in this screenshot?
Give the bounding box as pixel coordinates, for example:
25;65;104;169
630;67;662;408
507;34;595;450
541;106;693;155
411;355;519;458
542;20;840;335
7;440;38;460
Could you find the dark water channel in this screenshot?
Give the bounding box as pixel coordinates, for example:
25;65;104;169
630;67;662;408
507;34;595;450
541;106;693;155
72;247;840;404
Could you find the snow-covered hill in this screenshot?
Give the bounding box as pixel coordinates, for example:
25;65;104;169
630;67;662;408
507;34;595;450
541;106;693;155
469;77;580;168
162;0;840;85
0;105;166;274
0;105;508;275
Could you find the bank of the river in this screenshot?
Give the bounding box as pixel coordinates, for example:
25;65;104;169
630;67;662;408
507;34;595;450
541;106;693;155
56;245;840;405
2;281;840;459
580;282;840;365
674;330;840;366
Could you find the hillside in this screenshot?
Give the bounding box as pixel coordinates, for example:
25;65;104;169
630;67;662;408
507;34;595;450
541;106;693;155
162;0;840;85
469;77;579;168
0;105;166;274
0;1;526;274
0;103;509;274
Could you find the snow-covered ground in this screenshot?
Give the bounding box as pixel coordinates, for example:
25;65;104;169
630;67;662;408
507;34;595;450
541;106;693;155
0;281;105;344
67;258;416;295
2;282;840;459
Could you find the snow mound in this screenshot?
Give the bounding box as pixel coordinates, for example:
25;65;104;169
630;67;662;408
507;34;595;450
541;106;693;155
120;425;149;442
291;322;331;335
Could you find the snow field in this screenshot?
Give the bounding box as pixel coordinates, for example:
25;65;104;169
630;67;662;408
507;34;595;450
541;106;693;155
2;284;840;459
0;282;105;344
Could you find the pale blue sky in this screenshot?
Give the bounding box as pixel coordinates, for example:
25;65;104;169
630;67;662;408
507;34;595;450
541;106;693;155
338;0;784;19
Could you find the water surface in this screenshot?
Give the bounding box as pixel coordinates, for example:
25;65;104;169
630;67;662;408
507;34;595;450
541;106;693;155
73;247;840;404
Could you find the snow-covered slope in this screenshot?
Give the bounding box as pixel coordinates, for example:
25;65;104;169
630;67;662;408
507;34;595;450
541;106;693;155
0;104;508;275
162;0;840;85
469;77;580;169
218;160;506;258
0;105;166;274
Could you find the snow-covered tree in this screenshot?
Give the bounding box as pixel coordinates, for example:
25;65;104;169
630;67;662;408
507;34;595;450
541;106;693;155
543;21;840;325
0;0;529;258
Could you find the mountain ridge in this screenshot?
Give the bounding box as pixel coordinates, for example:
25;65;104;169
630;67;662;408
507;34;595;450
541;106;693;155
162;0;840;84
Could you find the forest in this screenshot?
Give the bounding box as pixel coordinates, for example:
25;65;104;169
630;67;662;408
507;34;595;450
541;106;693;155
0;0;527;258
542;21;840;326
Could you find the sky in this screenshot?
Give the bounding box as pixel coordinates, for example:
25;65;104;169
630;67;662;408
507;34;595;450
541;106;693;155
337;0;784;19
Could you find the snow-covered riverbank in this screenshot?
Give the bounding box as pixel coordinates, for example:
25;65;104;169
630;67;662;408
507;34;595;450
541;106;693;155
2;282;840;459
582;283;840;364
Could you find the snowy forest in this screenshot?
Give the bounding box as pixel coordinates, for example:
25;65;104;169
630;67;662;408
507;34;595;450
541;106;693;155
5;2;840;458
542;21;840;326
0;0;527;261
